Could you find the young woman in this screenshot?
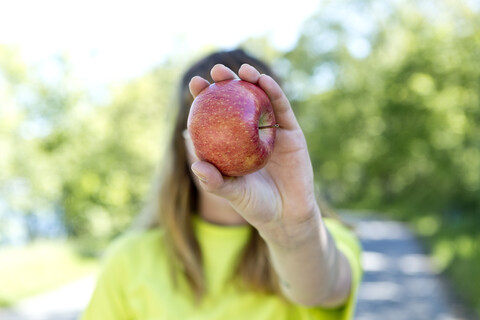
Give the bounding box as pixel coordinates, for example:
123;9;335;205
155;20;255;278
81;49;362;320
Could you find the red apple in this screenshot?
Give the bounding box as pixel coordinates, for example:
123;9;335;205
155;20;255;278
187;79;277;176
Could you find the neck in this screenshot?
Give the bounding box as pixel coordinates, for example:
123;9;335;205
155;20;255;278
198;191;247;226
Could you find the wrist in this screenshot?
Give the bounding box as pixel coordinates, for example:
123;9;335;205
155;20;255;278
257;207;324;250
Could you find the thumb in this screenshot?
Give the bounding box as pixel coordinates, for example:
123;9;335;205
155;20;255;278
191;161;245;202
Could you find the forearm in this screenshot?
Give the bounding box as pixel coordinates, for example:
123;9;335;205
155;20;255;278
259;211;352;307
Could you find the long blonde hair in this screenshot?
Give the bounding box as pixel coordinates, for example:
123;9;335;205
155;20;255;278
135;49;282;300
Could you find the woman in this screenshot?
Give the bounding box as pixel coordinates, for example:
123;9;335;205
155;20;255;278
81;49;362;320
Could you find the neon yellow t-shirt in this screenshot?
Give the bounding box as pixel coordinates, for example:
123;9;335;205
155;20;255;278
81;217;362;320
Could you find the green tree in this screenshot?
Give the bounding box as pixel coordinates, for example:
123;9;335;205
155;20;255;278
59;65;178;236
286;0;480;216
0;47;83;239
0;46;179;239
285;0;480;312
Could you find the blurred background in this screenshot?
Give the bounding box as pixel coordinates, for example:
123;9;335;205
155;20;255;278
1;0;479;318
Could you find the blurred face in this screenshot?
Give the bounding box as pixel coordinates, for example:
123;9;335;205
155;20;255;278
183;128;244;223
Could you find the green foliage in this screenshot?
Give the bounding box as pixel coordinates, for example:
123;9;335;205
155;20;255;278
286;0;480;217
413;214;480;315
0;239;97;307
284;0;480;312
59;68;178;236
0;47;179;238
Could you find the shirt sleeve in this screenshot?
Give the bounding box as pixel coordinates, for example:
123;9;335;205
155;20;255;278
80;235;134;320
324;218;363;320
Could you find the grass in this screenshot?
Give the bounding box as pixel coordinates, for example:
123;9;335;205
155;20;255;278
0;238;99;307
412;214;480;317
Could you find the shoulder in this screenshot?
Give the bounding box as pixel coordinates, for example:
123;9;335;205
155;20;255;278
323;217;363;281
324;218;361;253
101;228;165;268
324;217;363;319
81;229;165;320
109;228;164;250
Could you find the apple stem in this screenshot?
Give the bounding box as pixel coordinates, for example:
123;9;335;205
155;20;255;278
258;124;280;129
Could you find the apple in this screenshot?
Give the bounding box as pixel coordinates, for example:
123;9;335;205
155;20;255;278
187;79;277;177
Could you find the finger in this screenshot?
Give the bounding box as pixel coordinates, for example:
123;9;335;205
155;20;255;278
190;161;245;202
210;64;239;83
238;63;261;83
189;76;211;98
258;74;300;131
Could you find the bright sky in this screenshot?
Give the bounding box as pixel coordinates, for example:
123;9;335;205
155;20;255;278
0;0;320;85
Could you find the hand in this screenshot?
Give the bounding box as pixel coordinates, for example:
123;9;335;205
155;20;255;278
189;64;320;245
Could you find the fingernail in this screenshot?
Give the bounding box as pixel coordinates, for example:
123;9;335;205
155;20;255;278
191;168;207;183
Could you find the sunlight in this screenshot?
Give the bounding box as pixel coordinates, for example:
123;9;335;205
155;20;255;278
0;0;319;85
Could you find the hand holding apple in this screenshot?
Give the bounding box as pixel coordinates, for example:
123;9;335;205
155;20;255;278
187;79;278;176
189;63;320;239
188;64;352;308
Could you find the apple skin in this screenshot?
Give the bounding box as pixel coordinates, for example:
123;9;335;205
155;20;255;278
187;79;277;177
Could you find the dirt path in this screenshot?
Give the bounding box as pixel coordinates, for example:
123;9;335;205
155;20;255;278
348;214;477;320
